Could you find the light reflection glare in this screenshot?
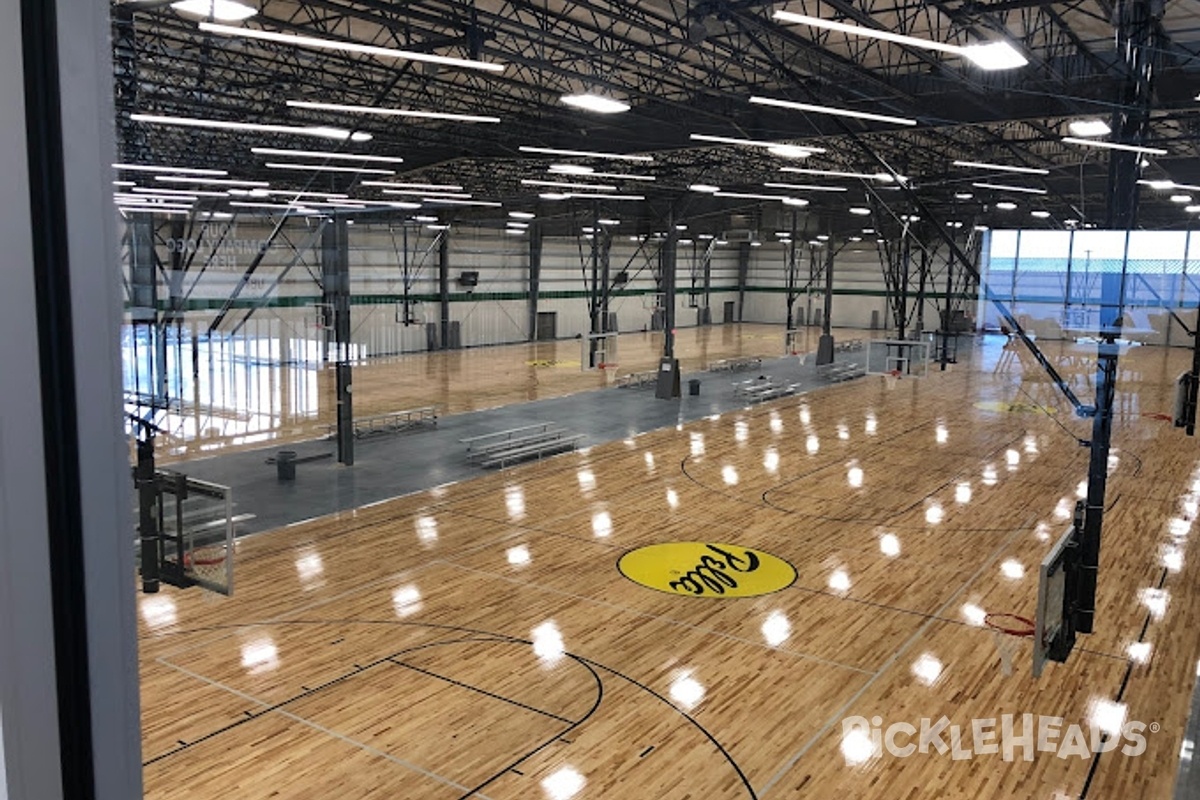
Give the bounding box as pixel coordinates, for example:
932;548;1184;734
1076;480;1088;499
644;451;656;472
1024;435;1039;455
1087;698;1128;737
925;503;944;525
592;510;613;537
847;462;864;488
392;584;422;617
505;485;526;521
828;569;852;593
982;465;998;486
955;482;972;504
666;488;679;509
690;432;705;457
962;603;987;626
1170;517;1192;538
415;514;438;545
936;424;949;444
1054;498;1072;520
911;653;944;686
800;405;811;425
294;548;324;589
1005;449;1020;469
841;726;878;766
722;465;739;485
1139;587;1169;620
1127;641;1152;664
577;469;596;492
1000;559;1025;579
1035;522;1051;542
139;595;177;629
532;620;566;664
837;423;850;440
865;413;877;435
506;545;531;566
762;610;791;646
879;533;901;557
764;447;780;474
735;421;750;443
240;637;279;675
541;766;585;800
806;434;820;455
669;672;706;709
1163;546;1184;573
770;414;784;434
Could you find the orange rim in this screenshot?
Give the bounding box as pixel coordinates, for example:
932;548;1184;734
984;612;1035;637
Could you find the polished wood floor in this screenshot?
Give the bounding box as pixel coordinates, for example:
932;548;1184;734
156;323;826;460
139;334;1200;798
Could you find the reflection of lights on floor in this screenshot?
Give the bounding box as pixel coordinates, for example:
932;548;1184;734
140;595;178;629
541;766;585;800
806;435;820;455
925;504;944;525
415;515;438;544
982;465;998;486
690;432;705;457
847;464;863;488
955;482;972;504
911;653;944;686
763;448;780;474
505;485;526;521
828;569;852;593
761;610;791;646
735;421;749;443
841;727;877;765
666;489;679;509
592;510;613;538
722;465;739;485
1127;642;1152;664
532;621;565;664
644;451;655;472
961;603;987;626
936;424;948;444
392;584;422;618
879;533;901;557
1086;698;1128;737
669;671;706;709
1000;559;1025;580
576;469;596;493
506;545;532;566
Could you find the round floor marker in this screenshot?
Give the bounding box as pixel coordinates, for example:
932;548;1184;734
618;542;796;598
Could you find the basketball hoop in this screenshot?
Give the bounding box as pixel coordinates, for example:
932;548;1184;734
984;612;1035;676
885;369;902;390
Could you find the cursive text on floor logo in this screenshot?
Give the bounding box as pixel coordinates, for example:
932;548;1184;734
617;542;796;598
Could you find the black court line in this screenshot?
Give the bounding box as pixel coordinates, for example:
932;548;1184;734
1078;566;1169;800
387;658;576;724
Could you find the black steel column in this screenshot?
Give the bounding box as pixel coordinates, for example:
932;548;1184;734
655;218;681;399
784;212;799;330
816;244;835;365
322;218;353;466
701;240;712;322
736;241;750;322
1079;0;1160;632
438;231;450;351
915;245;929;335
527;222;542;341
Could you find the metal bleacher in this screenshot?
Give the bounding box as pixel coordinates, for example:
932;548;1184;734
461;423;584;469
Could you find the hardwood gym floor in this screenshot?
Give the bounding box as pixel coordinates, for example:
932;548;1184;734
138;336;1200;799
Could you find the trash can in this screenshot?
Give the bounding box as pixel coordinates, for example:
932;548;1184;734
276;450;297;481
688;378;701;396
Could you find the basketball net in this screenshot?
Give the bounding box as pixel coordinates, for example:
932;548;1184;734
885;369;902;391
991;629;1019;677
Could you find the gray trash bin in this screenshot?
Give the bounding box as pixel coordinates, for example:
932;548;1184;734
688;378;701;396
276;450;297;481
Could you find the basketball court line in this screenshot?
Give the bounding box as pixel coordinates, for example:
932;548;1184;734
153;657;497;799
386;658;577;724
437;560;874;675
755;516;1036;798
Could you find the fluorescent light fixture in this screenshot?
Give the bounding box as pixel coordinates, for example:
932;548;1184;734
113;180;135;187
780;166;900;182
1186;205;1200;213
689;133;825;154
560;93;630;114
156;176;269;186
424;198;503;207
264;190;348;199
764;182;848;192
750;96;917;126
539;193;569;200
114;195;194;206
507;221;529;228
772;10;1027;71
116;206;192;216
228;201;312;211
381;189;470;198
509;211;535;219
285;100;499;124
361;181;463;191
521;179;617;191
849;207;871;215
1172;194;1194;203
130;113;371;141
549;164;595;175
519;145;652;162
426;224;450;230
1139;179;1176;190
597;218;620;226
971;181;1047;195
1031;210;1051;218
113;162;227;176
226;188;269;196
954;160;1049;175
583;171;655;182
689;184;720;193
768;145;813;159
713;191;790;200
198;22;504;72
954;192;974;200
132;187;228;197
564;193;644;201
995;201;1018;210
1062;137;1168;155
264;162;395;175
782;197;810;207
505;228;525;235
170;0;257;21
1068;119;1111;137
251;147;404;164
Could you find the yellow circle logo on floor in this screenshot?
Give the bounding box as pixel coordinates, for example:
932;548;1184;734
618;542;796;598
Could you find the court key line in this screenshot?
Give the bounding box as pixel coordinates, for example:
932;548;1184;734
155;656;499;799
755;514;1038;798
